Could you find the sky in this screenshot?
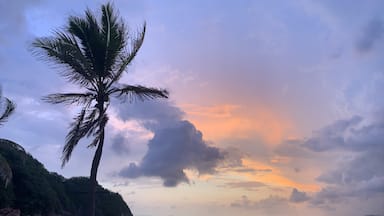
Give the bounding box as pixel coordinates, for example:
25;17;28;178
0;0;384;215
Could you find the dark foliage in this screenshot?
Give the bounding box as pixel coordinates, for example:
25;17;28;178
0;139;133;216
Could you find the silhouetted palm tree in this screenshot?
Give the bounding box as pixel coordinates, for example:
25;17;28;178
0;87;15;187
31;3;168;215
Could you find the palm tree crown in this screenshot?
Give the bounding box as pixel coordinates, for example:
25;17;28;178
32;3;168;215
32;3;168;166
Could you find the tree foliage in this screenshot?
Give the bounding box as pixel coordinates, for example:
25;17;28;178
0;139;133;216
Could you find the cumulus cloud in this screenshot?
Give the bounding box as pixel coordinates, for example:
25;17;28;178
289;188;310;203
303;115;363;152
310;117;384;185
356;19;384;53
316;150;384;185
275;113;384;213
313;176;384;201
116;101;225;187
111;134;130;155
296;115;384;209
309;177;384;214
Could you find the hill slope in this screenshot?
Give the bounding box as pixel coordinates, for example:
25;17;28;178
0;139;133;216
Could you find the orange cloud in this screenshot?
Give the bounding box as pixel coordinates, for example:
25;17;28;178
241;158;320;192
181;103;293;145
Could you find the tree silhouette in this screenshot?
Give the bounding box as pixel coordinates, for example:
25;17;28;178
31;3;168;215
0;86;15;187
0;88;15;127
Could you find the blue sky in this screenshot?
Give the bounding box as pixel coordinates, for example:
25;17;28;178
1;0;384;215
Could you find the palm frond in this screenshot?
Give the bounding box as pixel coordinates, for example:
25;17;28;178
67;13;104;77
0;98;15;126
62;109;86;167
101;3;126;77
32;35;96;88
110;84;168;102
62;108;99;167
87;113;108;148
85;108;99;138
55;31;97;86
85;8;105;75
67;16;95;64
42;93;95;105
107;23;145;87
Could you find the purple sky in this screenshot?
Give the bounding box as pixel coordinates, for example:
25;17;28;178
1;0;384;215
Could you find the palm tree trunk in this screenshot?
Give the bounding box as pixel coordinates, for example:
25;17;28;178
89;98;105;216
89;128;104;216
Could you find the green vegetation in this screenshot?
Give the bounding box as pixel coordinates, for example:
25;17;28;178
0;138;133;216
31;2;168;215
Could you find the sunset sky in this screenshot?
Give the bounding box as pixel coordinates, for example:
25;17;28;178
1;0;384;215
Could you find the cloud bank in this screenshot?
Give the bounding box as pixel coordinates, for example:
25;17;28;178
278;114;384;213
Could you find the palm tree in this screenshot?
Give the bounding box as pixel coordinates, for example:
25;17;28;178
0;87;16;187
31;3;168;215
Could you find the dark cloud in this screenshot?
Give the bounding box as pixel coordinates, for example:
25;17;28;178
313;176;384;201
289;188;310;203
310;176;384;211
316;151;384;185
117;101;225;187
356;19;384;53
303;115;363;152
120;120;224;187
111;134;130;155
296;115;384;209
275;114;384;212
310;116;384;187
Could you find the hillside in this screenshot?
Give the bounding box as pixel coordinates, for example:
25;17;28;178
0;139;133;216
